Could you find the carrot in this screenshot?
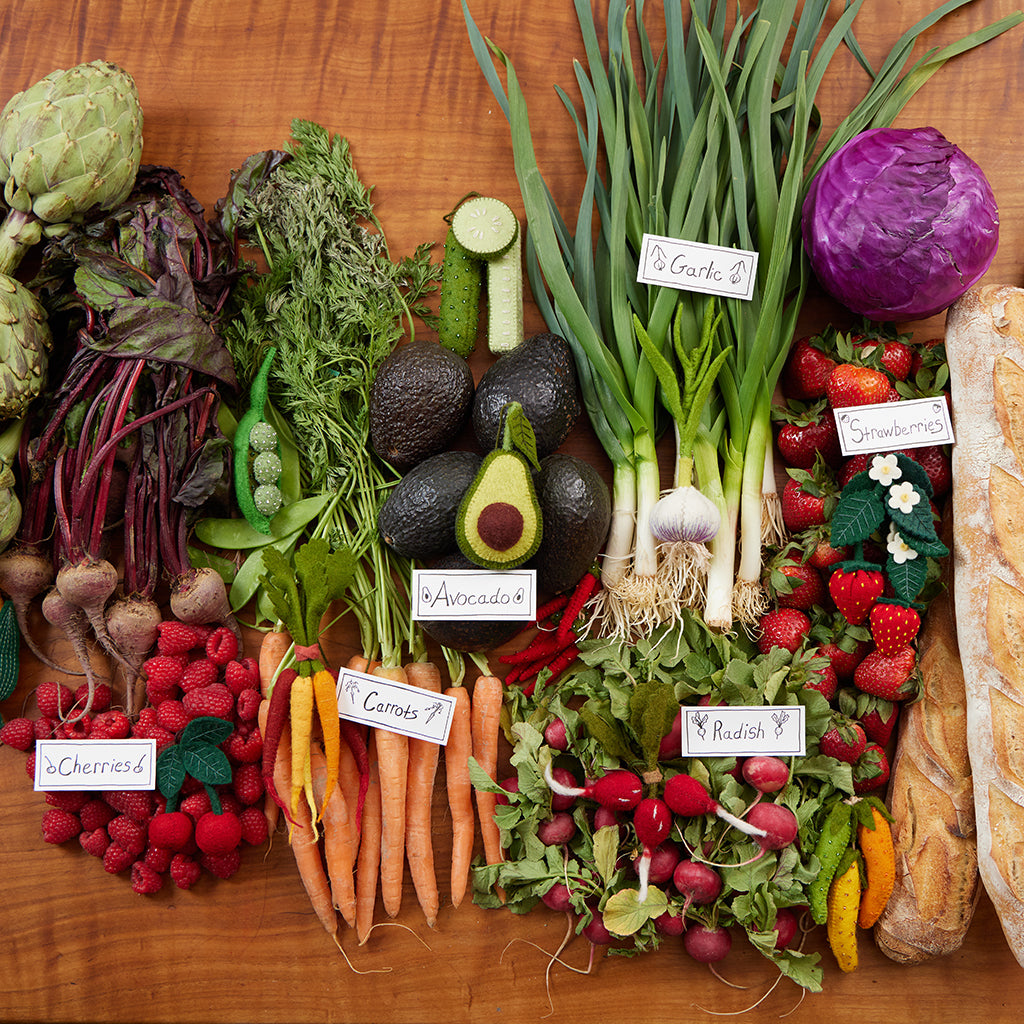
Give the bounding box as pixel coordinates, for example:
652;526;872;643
257;697;280;834
346;653;369;674
274;713;338;938
856;804;896;928
471;674;505;875
311;741;358;929
259;626;293;697
444;684;475;908
372;664;410;918
338;730;364;857
261;667;297;824
355;732;383;944
290;672;316;822
826;854;861;973
311;667;341;818
404;660;442;926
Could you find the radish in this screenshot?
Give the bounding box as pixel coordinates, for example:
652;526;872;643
544;716;569;750
170;567;241;642
744;801;799;851
673;859;723;910
742;755;790;794
633;796;672;902
632;839;679;887
543;762;643;811
540;880;573;912
537;811;576;847
657;707;682;760
495;775;520;806
40;587;104;721
582;907;616;945
773;906;800;949
548;765;579;811
684;922;732;963
654;910;686;936
663;773;767;839
592;805;622;832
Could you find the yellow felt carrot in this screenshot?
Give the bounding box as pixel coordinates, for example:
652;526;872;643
312;666;341;819
856;803;896;928
826;855;862;973
290;671;316;823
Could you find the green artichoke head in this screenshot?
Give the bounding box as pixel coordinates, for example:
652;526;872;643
0;60;143;230
0;273;52;419
0;461;20;555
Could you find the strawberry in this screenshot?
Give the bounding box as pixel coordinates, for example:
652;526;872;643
853;742;891;794
860;702;899;746
224;657;260;696
73;681;111;714
826;363;891;408
41;807;82;844
223;725;263;764
897;445;951;499
781;473;833;532
108;814;147;856
781;335;837;400
183;682;235;721
756;608;811;655
79;797;117;832
180;658;219;693
828;564;884;625
130;860;165;895
853;645;918;701
0;716;35;751
239;805;270;846
205;626;239;666
91;709;131;740
79;827;111;858
819;719;867;764
805;660;838;702
200;848;242;880
869;600;921;657
838;453;873;489
235;687;261;722
102;842;137;874
35;681;75;719
805;535;851;572
169;853;202;890
854;337;914;381
148;810;194;850
143;654;184;705
773;561;826;611
817;636;871;680
195;810;243;854
157;619;203;656
103;789;155;824
775;405;843;469
232;762;265;806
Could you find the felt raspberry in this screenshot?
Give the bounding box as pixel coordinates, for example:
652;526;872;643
91;709;131;740
35;681;74;719
102;842;137;874
183;682;234;721
144;844;174;874
54;714;92;739
224;657;260;696
869;599;922;657
130;860;165;895
853;742;891;794
205;626;239;666
195;810;243;854
756;608;811;655
103;789;155;824
828;563;884;625
108;814;147;856
0;716;35;751
235;688;261;722
239;805;269;846
223;725;262;764
143;655;184;705
79;797;117;832
41;807;83;844
156;699;190;734
73;681;111;714
148;810;194;850
156;619;203;656
819;720;867;764
200;848;242;880
79;827;111;858
169;853;202;890
45;790;89;813
853;645;918;701
181;658;219;693
180;791;213;821
232;762;265;806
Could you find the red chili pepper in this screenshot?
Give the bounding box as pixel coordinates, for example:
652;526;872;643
533;593;570;626
499;630;564;666
556;571;600;645
521;643;581;697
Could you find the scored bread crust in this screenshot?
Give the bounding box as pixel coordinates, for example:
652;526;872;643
945;283;1024;966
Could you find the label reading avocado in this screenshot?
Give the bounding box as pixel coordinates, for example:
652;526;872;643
412;568;536;621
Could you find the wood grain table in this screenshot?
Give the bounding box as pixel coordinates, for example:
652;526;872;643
2;2;1024;1021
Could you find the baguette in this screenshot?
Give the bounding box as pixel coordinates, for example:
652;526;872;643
945;283;1024;966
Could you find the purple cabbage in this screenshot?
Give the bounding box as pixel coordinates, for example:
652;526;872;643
801;126;998;321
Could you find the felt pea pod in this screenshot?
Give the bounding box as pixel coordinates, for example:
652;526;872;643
233;347;281;534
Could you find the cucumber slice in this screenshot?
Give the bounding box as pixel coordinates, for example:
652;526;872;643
486;227;524;353
451;195;518;259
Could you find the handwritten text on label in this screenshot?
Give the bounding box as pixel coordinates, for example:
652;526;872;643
680;705;806;757
336;668;456;745
636;233;758;301
412;568;536;621
34;739;157;792
834;396;954;456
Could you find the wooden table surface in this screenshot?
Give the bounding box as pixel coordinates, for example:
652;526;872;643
3;2;1024;1021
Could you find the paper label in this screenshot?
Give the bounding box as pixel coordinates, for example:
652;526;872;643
834;396;954;456
411;568;536;621
636;233;758;300
680;705;805;757
336;667;456;745
34;739;157;791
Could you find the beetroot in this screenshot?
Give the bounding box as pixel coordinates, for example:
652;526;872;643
170;567;241;643
0;546;75;674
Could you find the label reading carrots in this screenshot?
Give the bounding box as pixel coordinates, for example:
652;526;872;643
411;568;536;621
34;739;157;791
335;668;457;745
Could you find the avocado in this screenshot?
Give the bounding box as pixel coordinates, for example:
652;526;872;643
472;332;581;458
378;449;483;559
526;452;611;595
369;340;475;471
418;551;525;652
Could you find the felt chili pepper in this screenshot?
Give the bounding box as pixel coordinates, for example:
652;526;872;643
522;643;580;697
499;630;565;666
233;346;277;535
555;570;599;645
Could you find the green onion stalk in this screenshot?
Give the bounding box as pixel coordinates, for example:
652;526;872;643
464;0;1022;634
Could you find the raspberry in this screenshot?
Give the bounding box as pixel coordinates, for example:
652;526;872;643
25;751;35;779
41;808;82;844
79;827;111;858
148;810;194;850
35;681;74;719
54;714;92;739
156;699;190;734
156;619;203;656
33;717;55;741
200;848;242;880
223;725;262;764
180;658;219;693
224;657;260;695
130;860;165;895
144;843;173;874
103;789;155;824
169;853;202;890
205;626;239;666
73;682;111;714
108;814;147;856
235;688;261;722
45;790;89;813
91;709;131;740
79;797;117;832
143;655;184;705
0;716;35;751
130;715;176;754
102;842;136;874
218;792;243;817
183;683;234;721
180;791;212;821
238;805;269;846
232;762;265;806
195;810;242;854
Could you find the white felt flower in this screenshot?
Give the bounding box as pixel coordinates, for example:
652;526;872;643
887;481;921;515
887;529;919;564
869;453;902;486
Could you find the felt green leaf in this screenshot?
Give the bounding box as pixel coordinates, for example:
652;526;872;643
182;744;233;786
578;701;634;762
830;488;886;547
0;599;19;702
629;679;678;770
501;401;540;469
602;886;668;936
886;554;929;604
181;716;234;748
887;499;938;544
893;453;934;497
260;544;306;642
156;745;186;800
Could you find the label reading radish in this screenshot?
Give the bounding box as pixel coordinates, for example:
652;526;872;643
335;668;456;745
411;568;536;621
636;233;758;301
833;395;954;456
34;739;157;791
679;706;805;757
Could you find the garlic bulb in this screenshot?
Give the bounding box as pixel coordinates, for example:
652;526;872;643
649;485;721;544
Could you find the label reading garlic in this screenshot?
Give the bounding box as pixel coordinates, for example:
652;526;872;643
636;233;758;301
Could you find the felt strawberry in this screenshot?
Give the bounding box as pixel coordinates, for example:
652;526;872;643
775;404;843;469
756;608;811;655
826;363;892;408
853;742;891;794
828;563;885;625
853;645;917;701
781;335;838;400
41;808;82;845
869;599;922;656
819;719;867;764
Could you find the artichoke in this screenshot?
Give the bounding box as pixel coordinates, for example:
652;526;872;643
0;274;52;419
0;60;143;274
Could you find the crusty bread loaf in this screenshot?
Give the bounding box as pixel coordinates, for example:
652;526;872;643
945;283;1024;966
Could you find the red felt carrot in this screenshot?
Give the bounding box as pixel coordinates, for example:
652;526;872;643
261;667;298;824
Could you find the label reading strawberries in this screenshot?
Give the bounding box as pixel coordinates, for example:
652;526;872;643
680;706;805;757
34;739;157;791
833;396;954;456
335;668;457;745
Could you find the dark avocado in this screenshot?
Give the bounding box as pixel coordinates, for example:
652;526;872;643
526;452;611;595
369;340;475;472
418;551;524;652
378;449;483;560
472;332;581;458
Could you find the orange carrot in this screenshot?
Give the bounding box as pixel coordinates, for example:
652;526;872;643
373;664;410;918
311;667;341;817
259;626;293;697
346;653;369;674
404;660;442;926
355;732;383;944
444;684;475;908
311;741;358;929
338;725;364;856
471;674;505;875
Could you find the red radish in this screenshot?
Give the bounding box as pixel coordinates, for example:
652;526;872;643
773;906;800;949
633;839;680;887
654;910;686;936
170;567;241;642
593;805;621;831
544;717;569;750
582;907;616;945
744;802;799;851
543;762;643;811
548;765;580;811
633;797;672;902
40;587;103;721
495;775;520;806
684;922;732;963
541;880;573;913
663;773;767;839
673;858;723;910
537;812;576;847
658;707;682;760
742;755;790;794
